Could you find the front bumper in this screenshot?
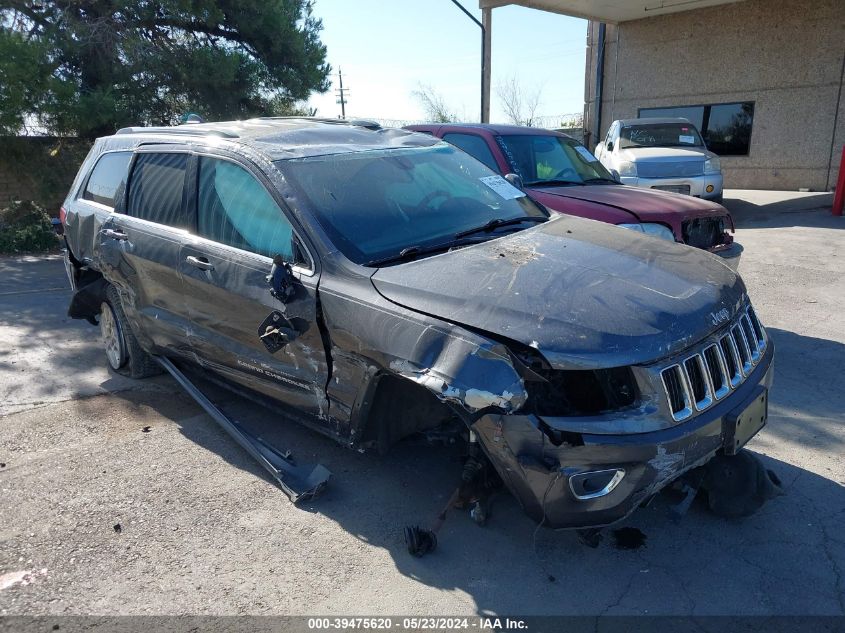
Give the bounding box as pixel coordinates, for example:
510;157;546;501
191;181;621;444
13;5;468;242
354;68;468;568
473;341;774;529
712;241;744;271
620;173;723;200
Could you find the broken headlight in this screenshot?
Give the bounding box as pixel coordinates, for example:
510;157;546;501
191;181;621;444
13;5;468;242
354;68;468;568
509;345;638;417
618;222;675;242
525;367;639;416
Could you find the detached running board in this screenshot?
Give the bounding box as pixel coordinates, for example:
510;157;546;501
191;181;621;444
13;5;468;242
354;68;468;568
156;356;331;503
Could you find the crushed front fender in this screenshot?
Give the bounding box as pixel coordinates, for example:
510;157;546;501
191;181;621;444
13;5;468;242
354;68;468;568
473;342;775;529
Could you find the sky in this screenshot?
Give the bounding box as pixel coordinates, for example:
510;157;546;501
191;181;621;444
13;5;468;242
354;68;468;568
305;0;588;125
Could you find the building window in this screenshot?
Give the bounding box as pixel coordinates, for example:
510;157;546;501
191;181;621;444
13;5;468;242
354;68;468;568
638;102;754;156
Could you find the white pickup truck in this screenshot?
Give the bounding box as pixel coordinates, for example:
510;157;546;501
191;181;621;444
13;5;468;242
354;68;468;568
595;117;724;203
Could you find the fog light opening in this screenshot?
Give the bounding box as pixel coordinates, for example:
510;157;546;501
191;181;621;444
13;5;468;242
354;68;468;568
568;468;625;501
706;185;715;193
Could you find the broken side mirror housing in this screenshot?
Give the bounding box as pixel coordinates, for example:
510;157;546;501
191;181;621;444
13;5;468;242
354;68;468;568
504;173;524;190
266;254;296;303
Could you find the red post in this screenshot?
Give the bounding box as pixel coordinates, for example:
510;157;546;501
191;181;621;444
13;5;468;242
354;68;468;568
834;145;845;216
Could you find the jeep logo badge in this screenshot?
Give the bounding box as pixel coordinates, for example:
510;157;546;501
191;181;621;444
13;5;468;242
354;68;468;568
710;308;730;326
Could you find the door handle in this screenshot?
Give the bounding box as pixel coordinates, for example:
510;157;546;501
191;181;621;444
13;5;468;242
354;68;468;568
186;255;214;271
102;228;128;241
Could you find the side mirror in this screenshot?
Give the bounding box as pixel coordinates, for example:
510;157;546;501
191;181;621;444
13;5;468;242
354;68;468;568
266;254;296;304
504;173;524;190
610;169;622;183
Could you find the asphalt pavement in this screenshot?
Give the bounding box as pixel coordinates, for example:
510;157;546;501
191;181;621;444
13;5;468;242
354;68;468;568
0;190;843;615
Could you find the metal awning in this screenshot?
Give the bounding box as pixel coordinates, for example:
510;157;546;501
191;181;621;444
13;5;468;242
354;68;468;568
478;0;745;23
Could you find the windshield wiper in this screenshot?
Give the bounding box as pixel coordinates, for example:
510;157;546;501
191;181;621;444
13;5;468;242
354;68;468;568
582;177;619;185
524;179;585;187
363;240;478;268
454;216;547;239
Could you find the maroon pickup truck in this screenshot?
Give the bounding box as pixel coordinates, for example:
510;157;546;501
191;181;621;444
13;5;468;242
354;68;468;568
406;123;741;268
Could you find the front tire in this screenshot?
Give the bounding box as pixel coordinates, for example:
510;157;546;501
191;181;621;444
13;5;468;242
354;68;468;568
101;285;162;379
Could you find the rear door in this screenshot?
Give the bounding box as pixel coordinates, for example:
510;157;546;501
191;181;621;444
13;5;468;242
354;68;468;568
97;148;193;356
179;152;329;417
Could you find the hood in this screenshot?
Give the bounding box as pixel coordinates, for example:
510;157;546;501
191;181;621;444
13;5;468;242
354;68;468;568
530;184;727;224
622;146;713;162
371;215;745;370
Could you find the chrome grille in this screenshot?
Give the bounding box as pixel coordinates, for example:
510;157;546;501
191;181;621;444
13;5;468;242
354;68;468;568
660;306;767;421
637;160;704;179
732;324;752;373
703;344;730;400
661;365;691;418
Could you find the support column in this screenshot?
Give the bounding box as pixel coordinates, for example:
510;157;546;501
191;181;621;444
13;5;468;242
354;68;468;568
482;7;492;123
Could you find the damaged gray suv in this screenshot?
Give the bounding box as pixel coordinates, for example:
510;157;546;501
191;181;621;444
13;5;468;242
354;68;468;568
62;118;774;536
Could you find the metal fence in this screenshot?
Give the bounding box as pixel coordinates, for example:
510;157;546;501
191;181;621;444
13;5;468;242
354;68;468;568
368;112;584;130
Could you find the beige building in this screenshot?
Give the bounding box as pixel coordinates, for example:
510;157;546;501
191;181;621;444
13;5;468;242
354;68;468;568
481;0;845;191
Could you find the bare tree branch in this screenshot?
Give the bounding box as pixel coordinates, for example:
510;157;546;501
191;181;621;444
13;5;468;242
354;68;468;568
411;83;458;123
496;75;543;127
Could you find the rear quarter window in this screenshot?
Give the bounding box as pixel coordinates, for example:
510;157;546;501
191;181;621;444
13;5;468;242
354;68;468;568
81;152;132;208
127;153;189;228
442;133;500;172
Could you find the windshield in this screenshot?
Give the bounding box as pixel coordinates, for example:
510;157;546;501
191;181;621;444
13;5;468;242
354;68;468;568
277;144;547;265
497;134;616;186
620;123;705;149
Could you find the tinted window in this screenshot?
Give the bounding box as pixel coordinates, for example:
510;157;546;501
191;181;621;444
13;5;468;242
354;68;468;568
82;152;132;207
277;145;546;265
442;133;500;171
497;135;616;185
639;102;754;155
128;153;188;228
197;157;295;261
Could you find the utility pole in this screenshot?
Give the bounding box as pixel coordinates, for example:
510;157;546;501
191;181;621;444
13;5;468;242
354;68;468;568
335;68;349;119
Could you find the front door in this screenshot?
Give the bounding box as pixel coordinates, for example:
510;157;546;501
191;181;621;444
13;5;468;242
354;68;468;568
178;153;329;418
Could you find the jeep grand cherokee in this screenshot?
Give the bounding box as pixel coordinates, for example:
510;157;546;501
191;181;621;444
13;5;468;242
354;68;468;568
61;118;773;529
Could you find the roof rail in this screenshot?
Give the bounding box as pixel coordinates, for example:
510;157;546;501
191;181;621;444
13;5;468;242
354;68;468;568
252;116;382;130
115;126;240;138
114;117;383;139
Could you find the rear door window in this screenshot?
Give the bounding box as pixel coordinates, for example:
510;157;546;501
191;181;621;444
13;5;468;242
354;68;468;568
442;133;500;172
82;152;132;208
127;153;188;228
197;157;295;262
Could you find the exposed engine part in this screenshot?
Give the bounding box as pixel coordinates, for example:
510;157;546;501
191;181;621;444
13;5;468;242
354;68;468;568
404;488;461;557
700;450;784;518
405;433;504;556
456;438;502;524
669;468;705;521
404;525;437;558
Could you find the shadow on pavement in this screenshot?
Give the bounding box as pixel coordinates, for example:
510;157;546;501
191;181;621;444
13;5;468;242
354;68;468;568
763;328;844;452
724;193;841;230
116;325;845;615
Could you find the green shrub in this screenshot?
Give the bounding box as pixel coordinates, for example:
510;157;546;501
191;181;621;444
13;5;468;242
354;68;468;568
0;200;59;254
